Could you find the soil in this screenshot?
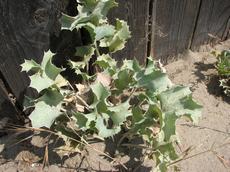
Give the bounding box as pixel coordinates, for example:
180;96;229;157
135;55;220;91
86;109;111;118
0;40;230;172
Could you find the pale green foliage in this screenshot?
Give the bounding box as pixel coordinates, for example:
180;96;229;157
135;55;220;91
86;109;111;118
214;50;230;96
21;51;67;128
61;0;130;55
21;1;202;171
29;101;62;128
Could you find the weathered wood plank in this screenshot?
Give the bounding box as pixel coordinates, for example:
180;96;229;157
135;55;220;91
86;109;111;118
191;0;230;50
0;77;18;123
0;0;63;106
151;0;201;63
108;0;150;65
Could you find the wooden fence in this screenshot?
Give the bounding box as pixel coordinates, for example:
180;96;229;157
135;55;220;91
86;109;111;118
111;0;230;64
0;0;230;122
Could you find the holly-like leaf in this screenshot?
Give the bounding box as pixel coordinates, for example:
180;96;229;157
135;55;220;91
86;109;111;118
29;101;62;128
73;46;95;68
121;59;141;72
159;86;202;124
95;25;115;40
25;50;64;92
44;58;62;81
61;13;77;30
62;0;117;30
162;112;178;141
29;73;54;92
131;103;160;136
132;106;144;123
75;46;95;58
21;59;41;73
38;88;64;106
90;82;110;102
114;69;132;90
74;67;93;80
77;0;117;24
94;54;117;75
42;50;62;80
108;100;131;125
95;113;121;138
154;143;178;172
136;70;172;93
100;19;131;53
74;112;88;129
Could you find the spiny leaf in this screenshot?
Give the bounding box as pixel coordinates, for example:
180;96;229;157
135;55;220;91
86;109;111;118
26;50;65;92
73;46;95;68
132;106;144;123
42;50;62;80
74;67;93;80
156;142;178;163
29;71;65;93
74;112;88;129
136;70;172;93
94;54;117;75
21;59;41;73
38;88;64;106
121;59;141;72
145;57;158;74
154;143;178;172
62;0;117;30
75;46;95;58
61;13;77;30
162;112;178;141
95;25;115;40
131;104;161;134
100;19;131;53
29;73;53;92
95;113;121;138
158;86;202;124
77;0;117;23
29;101;62;128
159;86;191;112
108;100;131;125
45;58;62;80
114;69;133;90
90;82;110;102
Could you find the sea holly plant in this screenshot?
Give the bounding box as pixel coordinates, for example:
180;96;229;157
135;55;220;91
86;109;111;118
21;0;202;171
213;50;230;96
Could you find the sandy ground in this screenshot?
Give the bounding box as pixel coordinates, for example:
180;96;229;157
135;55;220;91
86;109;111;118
0;40;229;172
165;40;230;172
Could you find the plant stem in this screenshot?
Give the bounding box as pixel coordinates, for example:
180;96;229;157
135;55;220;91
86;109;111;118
94;42;101;57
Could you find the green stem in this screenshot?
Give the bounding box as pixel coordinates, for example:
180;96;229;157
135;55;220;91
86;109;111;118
94;42;100;57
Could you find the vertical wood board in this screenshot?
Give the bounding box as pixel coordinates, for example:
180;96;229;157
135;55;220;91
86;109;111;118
108;0;150;65
191;0;230;50
151;0;201;63
0;0;62;106
0;78;18;122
